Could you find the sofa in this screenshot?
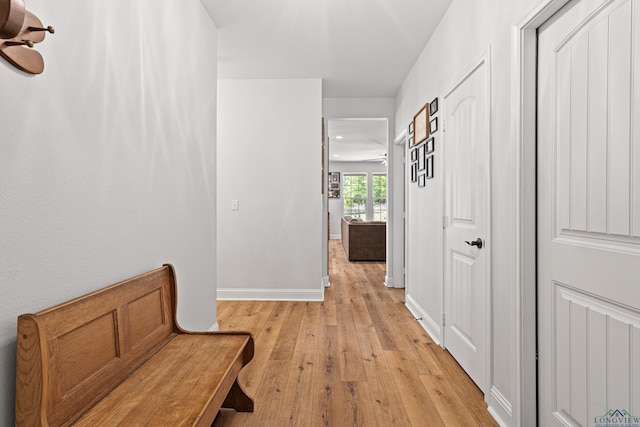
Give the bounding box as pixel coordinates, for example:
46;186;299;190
341;217;386;261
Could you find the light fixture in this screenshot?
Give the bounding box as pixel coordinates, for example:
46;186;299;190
335;135;343;140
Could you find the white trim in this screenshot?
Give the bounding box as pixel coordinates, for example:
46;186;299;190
484;46;493;402
490;386;513;418
487;405;510;427
323;116;329;308
400;125;411;314
511;2;572;426
389;127;407;292
208;322;220;332
322;275;330;288
330;233;341;239
394;129;407;146
405;294;442;346
383;275;404;288
217;287;325;301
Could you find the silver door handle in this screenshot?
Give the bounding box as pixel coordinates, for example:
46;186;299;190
465;238;483;249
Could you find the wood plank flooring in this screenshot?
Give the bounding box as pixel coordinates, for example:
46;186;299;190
214;239;498;426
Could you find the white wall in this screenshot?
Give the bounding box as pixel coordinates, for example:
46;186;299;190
0;0;218;423
328;161;387;238
395;0;540;425
217;79;323;301
403;131;445;347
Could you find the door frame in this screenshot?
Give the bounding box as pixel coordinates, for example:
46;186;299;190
392;129;407;290
512;1;573;425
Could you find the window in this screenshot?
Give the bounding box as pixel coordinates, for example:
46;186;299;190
343;174;367;219
372;174;387;221
342;172;387;221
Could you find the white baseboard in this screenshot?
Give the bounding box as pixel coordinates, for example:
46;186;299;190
322;276;330;287
487;405;510;427
330;234;341;239
384;275;406;289
208;322;219;332
217;287;324;301
487;386;512;427
405;294;442;346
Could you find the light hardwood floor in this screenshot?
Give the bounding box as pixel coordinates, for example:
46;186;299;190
214;239;497;426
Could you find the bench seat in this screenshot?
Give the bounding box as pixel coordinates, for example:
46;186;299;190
74;334;252;426
15;265;254;427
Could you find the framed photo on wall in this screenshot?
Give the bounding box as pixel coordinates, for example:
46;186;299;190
411;163;418;183
418;144;426;171
413;102;430;145
426;155;434;179
425;137;434;154
328;172;341;198
429;97;438;116
429;117;438;134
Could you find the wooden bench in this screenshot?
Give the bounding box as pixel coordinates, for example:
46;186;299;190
15;264;254;426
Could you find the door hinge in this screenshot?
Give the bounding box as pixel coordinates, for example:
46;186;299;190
442;313;445;327
442;216;448;229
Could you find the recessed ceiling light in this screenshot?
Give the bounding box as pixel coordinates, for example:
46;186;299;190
335;136;343;140
333;154;339;157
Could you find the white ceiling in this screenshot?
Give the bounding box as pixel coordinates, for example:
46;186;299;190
327;119;387;162
202;0;453;98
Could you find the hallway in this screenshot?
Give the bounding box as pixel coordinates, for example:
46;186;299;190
214;239;497;426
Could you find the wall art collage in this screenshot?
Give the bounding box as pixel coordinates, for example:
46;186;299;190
328;172;341;198
409;97;438;187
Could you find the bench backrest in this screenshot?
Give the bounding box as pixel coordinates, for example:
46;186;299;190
15;265;179;427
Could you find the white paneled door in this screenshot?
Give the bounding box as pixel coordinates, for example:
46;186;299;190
538;0;640;425
443;55;490;393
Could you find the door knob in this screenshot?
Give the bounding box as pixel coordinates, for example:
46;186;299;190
465;238;483;249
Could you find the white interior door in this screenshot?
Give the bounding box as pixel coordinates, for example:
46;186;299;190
538;0;640;425
443;55;490;392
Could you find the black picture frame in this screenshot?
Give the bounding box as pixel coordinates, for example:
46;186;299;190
425;137;434;154
328;172;341;198
429;98;438;116
409;135;414;147
418;174;426;187
429;117;438;134
411;148;418;162
409;121;414;134
426;155;434;179
411;163;418;182
418;144;426;171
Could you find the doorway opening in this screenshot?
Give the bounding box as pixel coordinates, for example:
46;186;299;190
326;118;394;275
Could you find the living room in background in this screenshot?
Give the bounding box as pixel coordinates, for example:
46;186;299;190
343;173;367;219
373;173;387;221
